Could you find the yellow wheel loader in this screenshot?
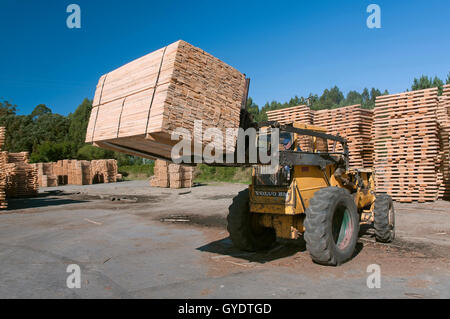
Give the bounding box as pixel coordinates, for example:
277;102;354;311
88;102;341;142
226;121;395;266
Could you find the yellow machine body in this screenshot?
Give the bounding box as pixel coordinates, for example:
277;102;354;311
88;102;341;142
249;123;375;239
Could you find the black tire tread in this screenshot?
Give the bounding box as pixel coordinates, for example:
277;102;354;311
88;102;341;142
304;187;359;266
374;193;395;243
227;189;275;251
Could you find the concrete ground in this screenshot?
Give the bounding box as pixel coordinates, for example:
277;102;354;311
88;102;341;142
0;180;449;299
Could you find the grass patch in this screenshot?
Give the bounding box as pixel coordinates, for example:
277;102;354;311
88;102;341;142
119;163;154;180
194;164;252;184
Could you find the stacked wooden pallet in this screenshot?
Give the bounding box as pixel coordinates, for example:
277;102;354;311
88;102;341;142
266;105;314;125
150;159;193;188
437;84;450;199
168;163;193;189
32;159;118;187
86;40;247;162
91;159;118;184
32;162;57;187
313;105;374;169
68;160;92;185
150;160;170;188
373;87;440;202
0;127;6;209
0;151;7;209
5;152;39;198
0;127;5;150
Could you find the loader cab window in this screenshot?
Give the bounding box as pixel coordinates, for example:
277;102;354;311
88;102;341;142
280;132;294;151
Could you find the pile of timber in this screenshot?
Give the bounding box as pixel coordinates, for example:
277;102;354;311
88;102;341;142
150;159;193;189
373;87;440;202
0;127;5;149
267;104;374;169
0;151;7;209
266;105;314;125
4;152;39;198
437;84;450;199
91;159;118;184
86;40;248;162
0;127;6;208
313;105;374;169
32;159;118;187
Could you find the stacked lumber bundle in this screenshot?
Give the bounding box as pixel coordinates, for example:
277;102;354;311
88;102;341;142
168;163;193;189
313;105;374;169
68;160;92;185
86;40;248;162
5;152;38;198
91;159;118;184
150;159;193;188
373;88;440;202
32;162;57;187
32;159;118;187
0;151;7;209
266;105;314;125
150;160;169;188
0;127;5;150
437;84;450;199
0;127;6;208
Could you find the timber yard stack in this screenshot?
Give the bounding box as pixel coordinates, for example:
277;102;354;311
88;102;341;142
34;163;58;187
0;153;7;209
86;40;248;162
314;105;374;169
437;84;450;199
373;87;440;202
0;127;6;209
266;105;314;125
32;159;118;187
91;159;118;184
5;152;38;198
266;105;316;151
151;159;193;188
168;163;193;189
68;160;92;185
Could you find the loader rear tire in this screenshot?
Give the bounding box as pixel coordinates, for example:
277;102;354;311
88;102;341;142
304;187;359;266
227;189;276;251
374;193;395;243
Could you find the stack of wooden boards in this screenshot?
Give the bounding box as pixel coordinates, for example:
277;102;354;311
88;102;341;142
266;87;450;202
266;105;314;125
86;40;247;161
314;105;374;169
266;104;374;169
32;159;118;187
0;127;6;208
0;128;40;209
437;85;450;200
150;159;193;188
4;152;39;199
373;86;450;202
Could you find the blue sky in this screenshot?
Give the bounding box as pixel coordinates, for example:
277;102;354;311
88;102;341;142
1;0;449;115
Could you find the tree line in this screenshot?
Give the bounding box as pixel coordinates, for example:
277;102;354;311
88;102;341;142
0;74;448;163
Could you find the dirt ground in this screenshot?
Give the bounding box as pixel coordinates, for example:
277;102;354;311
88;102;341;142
0;180;448;298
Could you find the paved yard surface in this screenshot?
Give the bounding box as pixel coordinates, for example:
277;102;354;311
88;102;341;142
0;181;449;298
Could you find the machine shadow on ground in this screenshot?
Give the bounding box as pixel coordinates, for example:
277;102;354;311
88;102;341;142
6;191;88;210
198;235;364;264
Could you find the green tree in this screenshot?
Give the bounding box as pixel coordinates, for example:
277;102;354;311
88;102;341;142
68;98;92;149
411;75;444;94
30;141;76;163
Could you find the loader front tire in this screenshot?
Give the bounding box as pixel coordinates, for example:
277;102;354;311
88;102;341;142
304;187;359;266
227;189;276;251
374;193;395;243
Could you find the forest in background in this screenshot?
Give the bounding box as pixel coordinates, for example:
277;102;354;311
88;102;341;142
0;74;448;176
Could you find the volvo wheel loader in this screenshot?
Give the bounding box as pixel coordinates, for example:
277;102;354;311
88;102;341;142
226;121;395;266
